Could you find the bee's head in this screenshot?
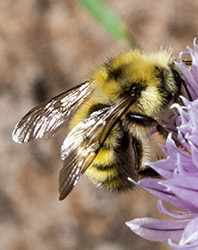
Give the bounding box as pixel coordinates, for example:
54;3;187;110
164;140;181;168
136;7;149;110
92;50;182;115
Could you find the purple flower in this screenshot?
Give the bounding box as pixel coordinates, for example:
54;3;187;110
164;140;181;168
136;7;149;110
126;39;198;249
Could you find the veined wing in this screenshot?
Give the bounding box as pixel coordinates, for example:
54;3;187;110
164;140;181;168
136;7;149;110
12;81;92;143
59;95;136;200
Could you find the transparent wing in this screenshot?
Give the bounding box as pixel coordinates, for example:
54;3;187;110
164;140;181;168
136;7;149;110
59;95;135;200
59;108;108;200
12;81;91;143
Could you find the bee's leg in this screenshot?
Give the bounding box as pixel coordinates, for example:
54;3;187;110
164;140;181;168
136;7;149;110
155;122;191;154
127;113;191;154
138;167;160;178
131;135;160;178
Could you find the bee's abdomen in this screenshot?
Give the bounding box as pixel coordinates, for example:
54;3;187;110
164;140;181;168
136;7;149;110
85;137;136;192
86;162;119;190
86;161;133;191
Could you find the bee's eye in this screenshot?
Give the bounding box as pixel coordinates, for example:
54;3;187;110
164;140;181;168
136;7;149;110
171;69;181;81
130;84;145;97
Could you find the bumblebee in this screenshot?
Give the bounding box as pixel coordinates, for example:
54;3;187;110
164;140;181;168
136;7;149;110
12;49;190;200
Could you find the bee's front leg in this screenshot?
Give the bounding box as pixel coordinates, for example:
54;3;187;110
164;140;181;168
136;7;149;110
127;113;191;154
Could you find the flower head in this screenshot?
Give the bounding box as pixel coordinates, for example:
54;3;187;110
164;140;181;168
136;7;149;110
126;39;198;249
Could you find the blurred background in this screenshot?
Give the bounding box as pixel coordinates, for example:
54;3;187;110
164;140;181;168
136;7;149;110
0;1;198;249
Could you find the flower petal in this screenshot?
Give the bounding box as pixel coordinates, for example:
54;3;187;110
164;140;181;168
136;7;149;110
169;239;198;250
158;200;198;219
126;217;190;242
133;178;198;212
189;141;198;166
179;216;198;245
146;159;175;179
161;177;198;208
